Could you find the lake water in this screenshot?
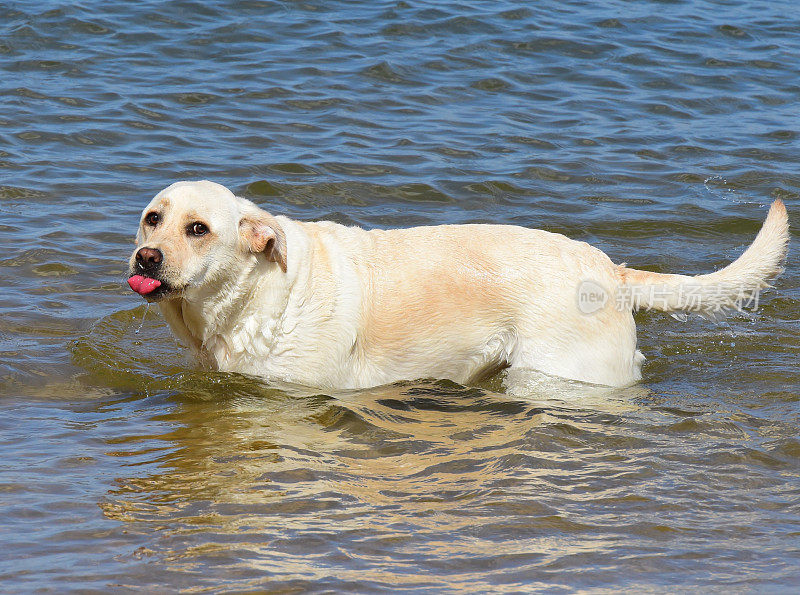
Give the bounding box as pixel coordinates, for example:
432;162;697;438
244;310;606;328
1;0;799;591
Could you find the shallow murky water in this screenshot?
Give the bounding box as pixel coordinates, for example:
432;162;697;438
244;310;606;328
1;1;799;591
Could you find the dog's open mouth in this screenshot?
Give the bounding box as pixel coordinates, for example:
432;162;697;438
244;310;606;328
128;275;161;295
128;274;174;300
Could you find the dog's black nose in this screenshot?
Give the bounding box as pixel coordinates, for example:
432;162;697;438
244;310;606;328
136;247;163;269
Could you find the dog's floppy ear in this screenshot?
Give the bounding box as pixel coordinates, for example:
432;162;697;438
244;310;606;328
239;211;287;273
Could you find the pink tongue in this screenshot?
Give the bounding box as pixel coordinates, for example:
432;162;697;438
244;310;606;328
128;275;162;295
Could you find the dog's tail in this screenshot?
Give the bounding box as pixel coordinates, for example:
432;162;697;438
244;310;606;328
616;200;789;317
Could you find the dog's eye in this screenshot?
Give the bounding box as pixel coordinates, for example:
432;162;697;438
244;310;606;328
189;222;209;236
144;212;160;226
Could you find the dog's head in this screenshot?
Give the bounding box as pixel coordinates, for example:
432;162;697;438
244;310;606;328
128;180;287;301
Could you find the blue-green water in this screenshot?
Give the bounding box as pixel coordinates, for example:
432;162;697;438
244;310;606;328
1;1;799;591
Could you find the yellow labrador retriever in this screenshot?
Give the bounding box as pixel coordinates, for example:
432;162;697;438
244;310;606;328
128;180;788;390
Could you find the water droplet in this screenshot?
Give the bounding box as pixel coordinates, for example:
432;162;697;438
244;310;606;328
135;303;150;335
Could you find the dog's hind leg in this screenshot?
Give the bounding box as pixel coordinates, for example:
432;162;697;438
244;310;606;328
504;309;643;390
